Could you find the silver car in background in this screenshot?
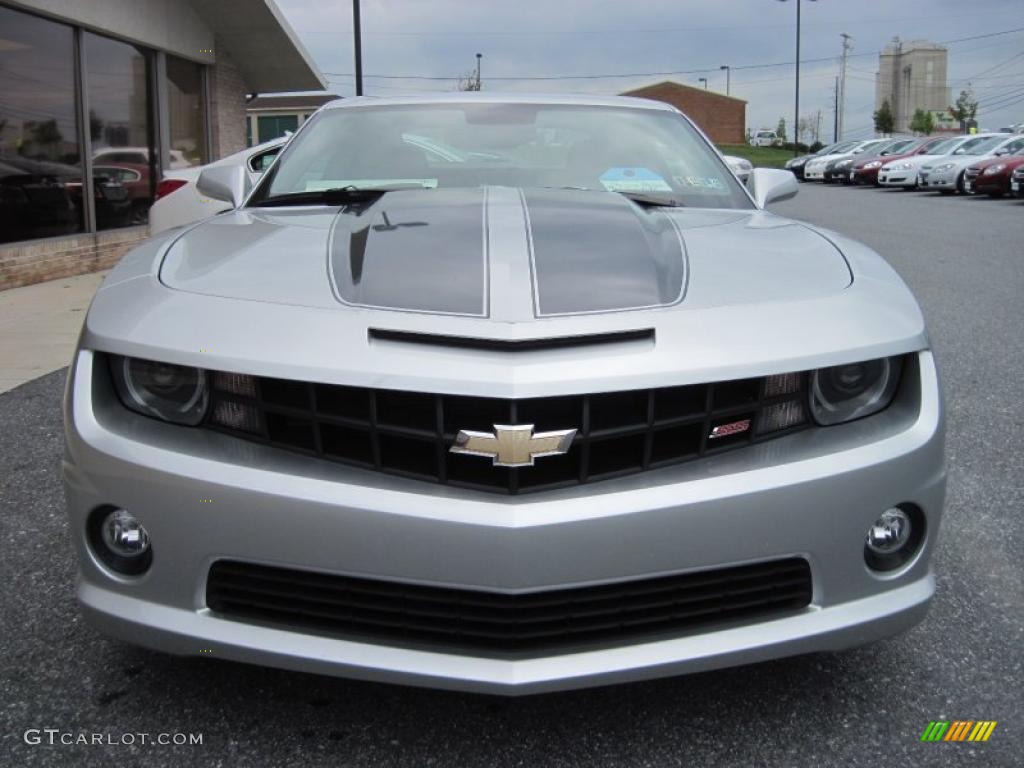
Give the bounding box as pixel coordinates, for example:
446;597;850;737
878;135;974;189
918;133;1024;194
64;94;945;695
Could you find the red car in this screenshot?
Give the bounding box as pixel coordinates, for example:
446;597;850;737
850;136;946;186
963;151;1024;197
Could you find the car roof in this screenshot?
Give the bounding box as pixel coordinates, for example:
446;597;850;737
320;92;677;112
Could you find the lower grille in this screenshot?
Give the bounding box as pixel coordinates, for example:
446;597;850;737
206;558;813;656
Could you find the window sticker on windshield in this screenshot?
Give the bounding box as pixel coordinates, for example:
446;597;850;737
676;175;726;190
305;178;438;191
599;167;673;193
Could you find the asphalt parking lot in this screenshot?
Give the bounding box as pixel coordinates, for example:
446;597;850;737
1;183;1021;767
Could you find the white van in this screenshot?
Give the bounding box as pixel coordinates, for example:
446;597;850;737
751;130;780;147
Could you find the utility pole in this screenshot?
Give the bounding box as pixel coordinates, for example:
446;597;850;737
833;76;839;142
352;0;363;96
475;53;482;90
837;33;853;139
815;109;822;144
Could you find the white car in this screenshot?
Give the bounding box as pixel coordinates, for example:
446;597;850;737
723;154;753;183
877;136;974;189
149;138;286;234
750;130;779;147
803;139;889;181
918;133;1024;193
92;146;190;170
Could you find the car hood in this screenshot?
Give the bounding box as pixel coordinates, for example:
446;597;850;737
972;155;1024;171
158;187;850;319
883;154;939;170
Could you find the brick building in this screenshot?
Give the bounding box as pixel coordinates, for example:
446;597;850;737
0;0;324;290
622;81;747;145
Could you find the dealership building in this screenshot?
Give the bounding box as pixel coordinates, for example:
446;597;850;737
0;0;324;289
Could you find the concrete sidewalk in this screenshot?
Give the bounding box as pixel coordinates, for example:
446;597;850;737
0;271;107;394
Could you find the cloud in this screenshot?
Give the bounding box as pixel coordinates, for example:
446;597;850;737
278;0;1024;135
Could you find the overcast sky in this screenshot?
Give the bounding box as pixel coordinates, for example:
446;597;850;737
276;0;1024;140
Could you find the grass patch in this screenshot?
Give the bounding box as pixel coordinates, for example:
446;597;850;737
718;144;795;169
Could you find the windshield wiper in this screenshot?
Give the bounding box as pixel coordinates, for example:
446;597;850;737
253;183;430;207
537;186;685;207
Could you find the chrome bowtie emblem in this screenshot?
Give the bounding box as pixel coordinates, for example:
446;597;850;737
450;424;577;467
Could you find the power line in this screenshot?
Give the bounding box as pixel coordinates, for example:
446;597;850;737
319;26;1024;83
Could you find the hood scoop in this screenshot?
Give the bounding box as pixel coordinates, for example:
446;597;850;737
368;328;655;352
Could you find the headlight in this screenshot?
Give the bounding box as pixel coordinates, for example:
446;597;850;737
836;160;853;169
982;164;1005;175
893;162;913;170
864;161;882;169
109;355;209;425
809;357;903;426
933;163;955;171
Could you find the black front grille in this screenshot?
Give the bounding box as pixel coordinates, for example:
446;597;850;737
206;371;809;494
206;558;813;656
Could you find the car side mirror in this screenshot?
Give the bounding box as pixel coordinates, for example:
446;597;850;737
994;148;1009;156
749;168;798;207
196;164;248;207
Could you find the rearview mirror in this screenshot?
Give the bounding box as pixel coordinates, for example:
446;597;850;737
196;164;248;207
749;168;798;207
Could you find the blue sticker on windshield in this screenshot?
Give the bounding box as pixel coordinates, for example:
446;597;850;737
599;167;673;193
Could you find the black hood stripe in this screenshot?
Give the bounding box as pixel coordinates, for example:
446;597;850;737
523;188;687;317
328;187;489;316
327;186;688;318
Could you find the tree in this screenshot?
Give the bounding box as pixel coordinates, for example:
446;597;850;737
775;117;787;143
910;108;934;135
28;118;63;146
456;69;480;91
948;89;978;126
873;100;894;135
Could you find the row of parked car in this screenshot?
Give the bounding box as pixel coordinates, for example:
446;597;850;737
783;131;1024;198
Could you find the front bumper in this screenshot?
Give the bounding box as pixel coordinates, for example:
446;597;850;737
877;170;917;188
918;168;958;190
64;350;946;694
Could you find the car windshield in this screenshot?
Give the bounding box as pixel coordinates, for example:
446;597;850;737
756;131;774;138
826;141;859;154
883;139;916;154
250;103;754;210
854;140;887;154
926;138;959;154
954;136;1004;155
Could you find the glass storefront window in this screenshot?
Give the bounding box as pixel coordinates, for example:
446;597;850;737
167;56;206;168
0;5;82;243
84;32;155;228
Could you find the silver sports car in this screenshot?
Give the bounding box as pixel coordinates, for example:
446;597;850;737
63;94;945;695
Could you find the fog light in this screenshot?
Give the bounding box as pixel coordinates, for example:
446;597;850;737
101;509;151;557
864;504;924;572
87;506;153;575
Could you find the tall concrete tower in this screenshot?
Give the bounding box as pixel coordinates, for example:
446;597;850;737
875;38;950;133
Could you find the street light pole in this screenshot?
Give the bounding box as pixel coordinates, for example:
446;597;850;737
698;77;708;90
793;0;800;154
475;52;482;90
720;65;731;96
352;0;363;96
778;0;815;156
